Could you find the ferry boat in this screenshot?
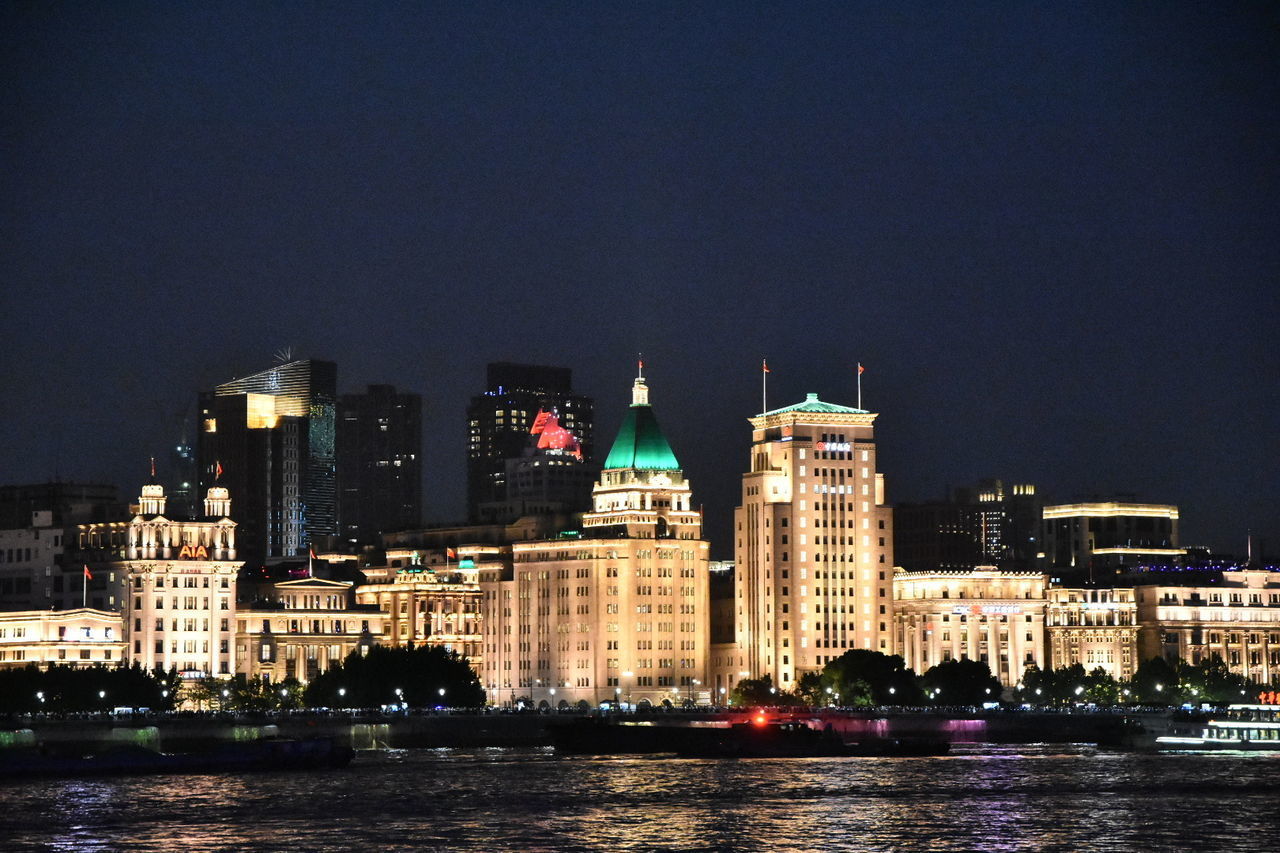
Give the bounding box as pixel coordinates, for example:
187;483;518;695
1154;704;1280;751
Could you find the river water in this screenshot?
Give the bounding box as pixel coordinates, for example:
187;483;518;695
3;745;1278;851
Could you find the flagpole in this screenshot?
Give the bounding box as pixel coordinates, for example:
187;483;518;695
857;362;863;410
761;359;767;414
82;566;87;608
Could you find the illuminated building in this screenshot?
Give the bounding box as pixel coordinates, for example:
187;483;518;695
733;393;894;693
197;359;338;565
893;568;1048;687
1135;570;1280;684
0;511;65;610
477;410;600;522
354;547;486;663
337;384;422;547
467;362;594;523
1042;501;1184;580
1045;587;1138;680
77;480;239;677
0;609;126;669
479;368;710;708
236;577;381;684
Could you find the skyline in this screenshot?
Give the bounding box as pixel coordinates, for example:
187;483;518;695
3;4;1276;557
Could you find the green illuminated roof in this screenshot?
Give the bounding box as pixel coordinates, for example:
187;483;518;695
762;393;868;416
603;404;680;471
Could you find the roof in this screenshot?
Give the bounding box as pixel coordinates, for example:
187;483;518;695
602;404;680;471
762;393;868;417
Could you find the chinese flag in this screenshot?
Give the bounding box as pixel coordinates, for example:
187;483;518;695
858;363;865;375
83;564;93;580
762;359;770;373
447;547;458;560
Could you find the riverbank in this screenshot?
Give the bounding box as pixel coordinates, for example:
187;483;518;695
0;708;1156;753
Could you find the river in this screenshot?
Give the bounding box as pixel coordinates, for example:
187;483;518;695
2;745;1278;851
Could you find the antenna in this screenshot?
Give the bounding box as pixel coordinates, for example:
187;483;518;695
273;346;295;364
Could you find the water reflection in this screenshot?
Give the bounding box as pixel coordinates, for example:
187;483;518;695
3;747;1279;852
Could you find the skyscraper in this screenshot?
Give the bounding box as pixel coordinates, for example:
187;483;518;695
197;359;337;565
732;393;894;692
337;384;422;547
466;362;593;522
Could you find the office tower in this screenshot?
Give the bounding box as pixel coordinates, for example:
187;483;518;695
475;409;600;523
337;385;423;547
168;426;198;521
733;393;894;693
894;479;1042;571
197;359;338;565
478;368;710;708
466;362;593;522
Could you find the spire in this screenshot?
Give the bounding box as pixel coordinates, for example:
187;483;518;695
632;354;650;406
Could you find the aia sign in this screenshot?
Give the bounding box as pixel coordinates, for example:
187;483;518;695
178;544;209;560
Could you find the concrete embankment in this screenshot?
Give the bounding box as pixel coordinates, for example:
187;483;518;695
1;710;1151;753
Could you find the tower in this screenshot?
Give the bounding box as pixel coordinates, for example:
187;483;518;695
466;362;594;522
336;384;423;546
732;393;894;692
197;359;337;565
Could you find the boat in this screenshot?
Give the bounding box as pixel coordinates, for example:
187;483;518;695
1150;704;1280;751
0;736;355;779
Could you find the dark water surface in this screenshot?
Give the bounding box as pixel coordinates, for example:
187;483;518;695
3;745;1278;851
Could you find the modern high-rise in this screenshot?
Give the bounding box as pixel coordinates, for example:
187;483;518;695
197;359;338;565
733;393;894;692
337;384;422;547
466;363;593;522
478;369;710;708
894;479;1042;571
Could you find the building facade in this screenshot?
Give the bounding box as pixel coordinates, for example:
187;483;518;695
354;552;485;664
478;370;710;708
198;358;338;564
1134;570;1280;685
733;393;894;693
466;362;594;523
337;384;422;547
893;568;1048;687
1045;586;1138;680
1042;501;1183;581
0;608;126;669
78;482;240;677
236;577;381;684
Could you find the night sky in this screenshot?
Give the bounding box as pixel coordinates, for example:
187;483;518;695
3;4;1277;560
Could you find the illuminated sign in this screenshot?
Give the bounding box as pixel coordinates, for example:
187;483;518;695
178;544;209;560
952;604;1022;615
816;441;851;452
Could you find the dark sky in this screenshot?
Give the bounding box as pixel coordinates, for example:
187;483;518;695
3;3;1277;559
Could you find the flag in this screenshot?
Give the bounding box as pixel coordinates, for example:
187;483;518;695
762;359;770;373
858;363;865;375
83;564;93;580
215;460;224;480
309;547;317;561
446;547;457;560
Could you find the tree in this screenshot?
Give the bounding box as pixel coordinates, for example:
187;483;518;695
821;649;924;705
920;659;1002;705
1131;656;1179;704
303;644;486;709
728;675;797;707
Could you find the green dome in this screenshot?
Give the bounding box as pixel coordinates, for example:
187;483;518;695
603;404;680;471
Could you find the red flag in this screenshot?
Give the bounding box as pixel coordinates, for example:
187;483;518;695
446;547;457;560
83;564;93;580
762;359;770;374
858;363;865;375
309;547;317;560
215;460;224;480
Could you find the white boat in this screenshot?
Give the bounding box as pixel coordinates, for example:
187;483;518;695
1155;704;1280;751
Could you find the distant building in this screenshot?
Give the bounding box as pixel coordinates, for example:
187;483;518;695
1042;501;1183;581
0;608;126;670
235;577;381;684
337;384;422;547
478;369;710;708
894;480;1041;572
75;480;239;677
0;511;67;611
476;409;600;523
733;393;894;693
197;359;338;564
1134;570;1280;684
354;553;485;664
0;482;125;530
893;568;1048;688
466;362;594;523
1045;587;1138;681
